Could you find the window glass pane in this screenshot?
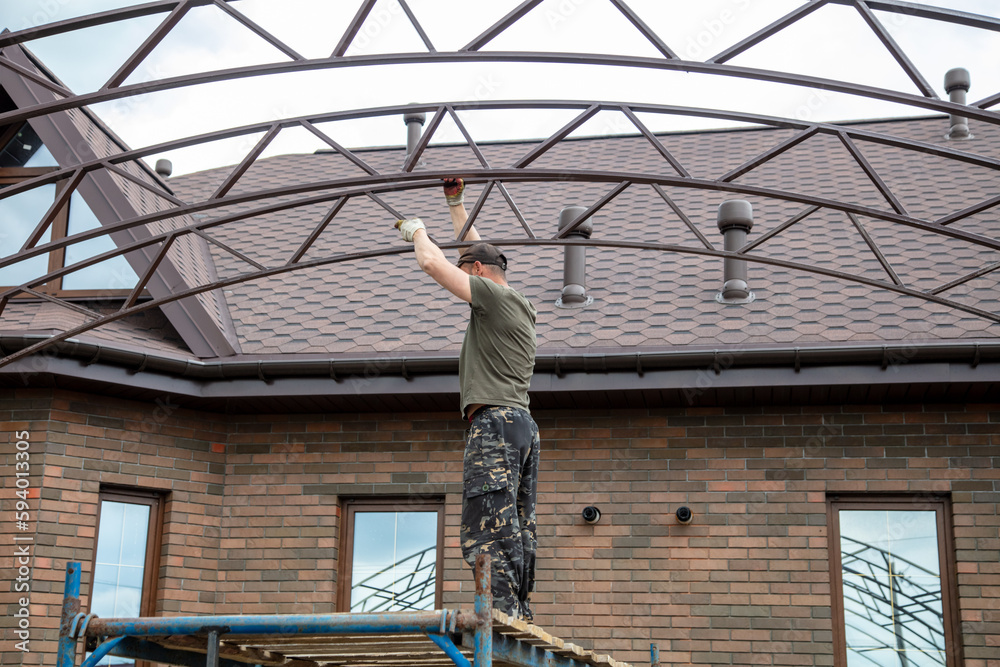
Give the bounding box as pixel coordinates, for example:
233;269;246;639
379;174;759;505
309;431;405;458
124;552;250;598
0;123;56;167
24;143;58;168
839;509;946;667
0;183;55;286
62;191;138;290
93;501;149;616
94;502;125;563
886;510;940;575
120;504;151;566
92;500;150;665
350;510;437;612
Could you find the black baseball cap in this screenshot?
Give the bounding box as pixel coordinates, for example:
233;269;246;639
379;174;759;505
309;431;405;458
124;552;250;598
457;243;507;271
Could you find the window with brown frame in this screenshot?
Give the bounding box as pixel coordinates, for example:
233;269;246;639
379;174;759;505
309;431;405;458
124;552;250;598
88;487;165;666
1;121;138;297
338;497;444;613
828;494;961;667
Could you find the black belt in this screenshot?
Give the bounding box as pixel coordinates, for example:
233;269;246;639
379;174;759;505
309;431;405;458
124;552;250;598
467;405;499;422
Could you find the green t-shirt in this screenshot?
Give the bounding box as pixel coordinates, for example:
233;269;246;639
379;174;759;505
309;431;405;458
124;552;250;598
459;276;537;417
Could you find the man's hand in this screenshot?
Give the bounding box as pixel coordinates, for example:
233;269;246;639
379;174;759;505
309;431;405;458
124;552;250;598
395;217;425;242
443;178;465;207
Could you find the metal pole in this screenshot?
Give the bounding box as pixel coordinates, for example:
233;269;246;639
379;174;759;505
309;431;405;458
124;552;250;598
427;633;472;667
404;110;426;168
58;562;82;667
556;206;594;308
81;637;126;667
716;199;755;304
473;553;492;667
206;629;220;667
945;67;972;140
650;643;660;667
86;609;478;637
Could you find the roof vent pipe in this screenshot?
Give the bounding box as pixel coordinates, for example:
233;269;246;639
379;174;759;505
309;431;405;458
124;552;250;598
403;109;426;166
556;206;594;308
154;159;172;177
944;68;972;140
716;199;755;304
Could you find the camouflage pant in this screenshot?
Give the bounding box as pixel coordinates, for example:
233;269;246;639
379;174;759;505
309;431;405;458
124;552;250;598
461;406;540;621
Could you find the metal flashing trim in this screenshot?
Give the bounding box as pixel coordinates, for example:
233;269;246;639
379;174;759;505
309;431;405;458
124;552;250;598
2;334;997;397
715;291;756;305
555;295;594;309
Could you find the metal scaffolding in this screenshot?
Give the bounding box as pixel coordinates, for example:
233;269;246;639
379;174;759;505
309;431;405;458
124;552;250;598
57;557;637;667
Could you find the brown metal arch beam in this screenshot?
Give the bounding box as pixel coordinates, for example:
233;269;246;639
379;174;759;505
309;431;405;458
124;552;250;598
4;98;1000;217
5;167;1000;293
6;0;996;53
834;0;1000;31
0;1;199;48
3;234;998;373
3;52;1000;131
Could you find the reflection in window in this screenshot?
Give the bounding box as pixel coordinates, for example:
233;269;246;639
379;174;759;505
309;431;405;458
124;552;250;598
837;508;947;666
0;123;57;168
345;503;441;613
93;501;150;620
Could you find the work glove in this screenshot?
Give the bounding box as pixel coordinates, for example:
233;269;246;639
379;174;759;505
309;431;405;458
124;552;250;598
443;178;465;207
395;217;425;242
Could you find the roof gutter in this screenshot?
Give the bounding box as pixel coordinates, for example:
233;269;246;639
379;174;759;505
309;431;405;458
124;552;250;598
1;334;995;383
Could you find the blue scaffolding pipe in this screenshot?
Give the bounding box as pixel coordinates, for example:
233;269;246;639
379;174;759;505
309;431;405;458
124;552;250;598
80;636;125;667
86;608;477;637
493;633;596;667
473;553;493;667
57;562;81;667
428;633;473;667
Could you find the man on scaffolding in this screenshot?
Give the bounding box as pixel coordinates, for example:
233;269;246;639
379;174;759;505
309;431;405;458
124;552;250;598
395;178;540;621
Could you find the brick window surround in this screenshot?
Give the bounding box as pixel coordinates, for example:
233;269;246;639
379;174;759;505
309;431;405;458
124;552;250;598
337;497;445;613
827;494;962;667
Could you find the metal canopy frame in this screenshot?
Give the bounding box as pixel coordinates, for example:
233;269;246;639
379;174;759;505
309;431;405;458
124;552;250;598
2;0;1000;372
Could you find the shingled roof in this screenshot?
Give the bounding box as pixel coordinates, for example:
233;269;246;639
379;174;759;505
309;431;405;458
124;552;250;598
3;109;999;410
3;3;1000;412
167;116;1000;361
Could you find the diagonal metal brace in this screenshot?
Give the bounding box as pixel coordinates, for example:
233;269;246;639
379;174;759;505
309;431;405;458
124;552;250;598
81;636;126;667
427;633;471;667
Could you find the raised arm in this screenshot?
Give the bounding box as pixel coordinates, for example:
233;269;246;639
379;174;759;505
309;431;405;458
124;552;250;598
444;178;481;244
395;218;472;303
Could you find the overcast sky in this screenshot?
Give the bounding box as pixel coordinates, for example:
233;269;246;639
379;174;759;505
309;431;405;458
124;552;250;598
3;0;999;175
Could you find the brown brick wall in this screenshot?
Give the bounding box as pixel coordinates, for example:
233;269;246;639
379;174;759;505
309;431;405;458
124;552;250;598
1;389;227;665
2;391;998;667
